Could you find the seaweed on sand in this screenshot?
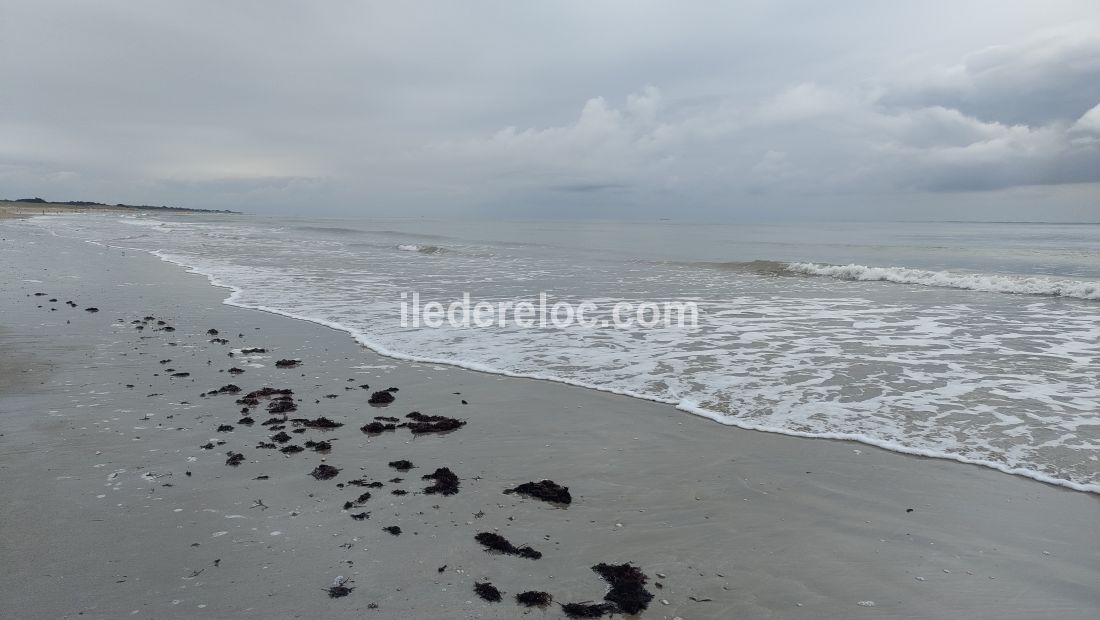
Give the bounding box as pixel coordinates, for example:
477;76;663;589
368;390;395;405
267;399;297;414
343;492;371;509
383;526;401;536
474;532;541;560
516;591;552;607
421;467;460;495
293;416;343;429
504;480;572;505
360;421;396;434
592;563;654;615
310;464;340;480
225;452;245;466
560;602;614;618
326;577;354;598
405;411;466;434
275;359;301;368
388;460;414;471
304;440;332;452
473;581;502;602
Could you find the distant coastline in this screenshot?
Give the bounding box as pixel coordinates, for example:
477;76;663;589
0;197;239;218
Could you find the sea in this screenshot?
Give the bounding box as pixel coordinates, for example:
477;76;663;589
21;214;1100;493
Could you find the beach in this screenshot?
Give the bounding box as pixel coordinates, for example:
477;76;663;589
1;220;1098;619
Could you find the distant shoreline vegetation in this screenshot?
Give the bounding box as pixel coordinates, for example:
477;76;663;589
2;197;239;214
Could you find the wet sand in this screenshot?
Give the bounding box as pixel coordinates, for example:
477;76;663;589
1;220;1098;619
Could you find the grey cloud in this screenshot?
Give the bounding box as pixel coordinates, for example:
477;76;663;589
1;1;1098;219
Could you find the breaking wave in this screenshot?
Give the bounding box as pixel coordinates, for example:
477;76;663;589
786;262;1100;300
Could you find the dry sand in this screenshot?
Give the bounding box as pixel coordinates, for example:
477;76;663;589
1;219;1098;619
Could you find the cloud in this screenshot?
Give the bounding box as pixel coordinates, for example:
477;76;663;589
1;2;1098;218
880;26;1100;126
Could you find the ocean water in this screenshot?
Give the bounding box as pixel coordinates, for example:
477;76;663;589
23;215;1100;492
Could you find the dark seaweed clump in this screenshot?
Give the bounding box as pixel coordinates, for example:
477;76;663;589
388;460;414;471
310;464;340;480
422;467;460;495
516;591;552;607
293;416;343;429
360;421;396;434
474;532;541;560
473;581;502;603
239;347;266;354
208;384;241;395
271;431;293;443
216;424;234;432
326;583;354;598
237;416;255;425
343;492;371;509
275;359;301;368
368;390;395;405
592;563;654;614
267;399;297;414
405;411;466;434
505;480;572;505
560;602;615;618
280;445;304;454
383;525;401;536
304;440;332;452
225;452;245;466
350;512;369;521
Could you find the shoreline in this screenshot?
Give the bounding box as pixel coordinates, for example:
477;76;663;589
148;237;1099;495
2;219;1098;619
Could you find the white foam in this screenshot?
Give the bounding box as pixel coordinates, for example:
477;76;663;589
786;262;1100;300
27;215;1100;495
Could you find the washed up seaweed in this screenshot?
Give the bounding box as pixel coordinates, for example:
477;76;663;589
310;464;340;480
360;421;396;434
516;591;552;607
267;399;297;414
292;416;343;429
560;602;614;618
388;460;414;471
304;439;332;452
592;563;654;614
422;467;460;495
208;384;241;395
504;480;572;505
473;581;502;602
275;359;301;368
405;411;466;434
368;390;395;405
383;525;401;536
225;452;245;466
474;532;541;560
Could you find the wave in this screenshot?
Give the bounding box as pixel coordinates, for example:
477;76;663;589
294;225;367;235
396;244;447;255
786;262;1100;300
136;248;1100;495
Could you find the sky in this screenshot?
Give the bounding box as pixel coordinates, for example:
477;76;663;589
2;1;1099;221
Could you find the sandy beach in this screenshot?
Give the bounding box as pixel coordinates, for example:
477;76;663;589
1;221;1098;619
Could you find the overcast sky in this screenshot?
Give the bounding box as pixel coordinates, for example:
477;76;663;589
2;1;1099;220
